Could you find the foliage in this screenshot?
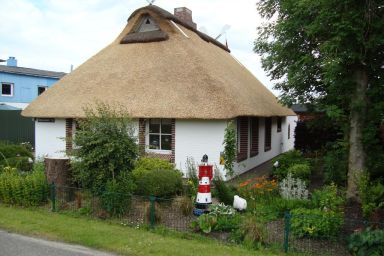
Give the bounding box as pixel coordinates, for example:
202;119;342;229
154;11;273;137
323;142;348;186
184;157;198;197
358;173;384;217
255;0;384;199
0;142;34;172
272;150;309;181
210;203;236;216
194;214;217;234
294;117;342;152
287;163;311;182
231;216;266;249
239;176;278;203
223;121;236;177
212;175;236;206
291;208;344;238
0;165;48;206
100;173;136;217
174;196;194;216
279;173;309;200
311;183;345;212
348;228;384;256
268;197;311;216
132;158;182;197
70;102;138;195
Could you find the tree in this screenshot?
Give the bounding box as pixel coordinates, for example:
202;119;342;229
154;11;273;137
71;102;138;195
255;0;384;202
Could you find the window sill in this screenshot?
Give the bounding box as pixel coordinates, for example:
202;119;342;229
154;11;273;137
264;147;271;152
146;149;172;155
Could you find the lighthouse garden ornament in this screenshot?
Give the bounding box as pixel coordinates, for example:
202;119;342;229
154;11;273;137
193;154;213;216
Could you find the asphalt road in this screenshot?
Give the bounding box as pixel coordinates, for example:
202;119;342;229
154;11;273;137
0;230;115;256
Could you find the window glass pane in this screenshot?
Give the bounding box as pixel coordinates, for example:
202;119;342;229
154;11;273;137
149;119;160;133
161;119;172;134
149;135;160;149
161;135;172;150
2;84;11;95
38;87;46;96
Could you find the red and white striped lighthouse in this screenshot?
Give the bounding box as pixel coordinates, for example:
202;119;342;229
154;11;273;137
196;164;213;204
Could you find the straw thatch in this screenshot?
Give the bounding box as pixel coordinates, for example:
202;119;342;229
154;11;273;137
121;30;169;44
22;5;295;119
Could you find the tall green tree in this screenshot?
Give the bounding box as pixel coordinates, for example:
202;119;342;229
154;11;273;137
255;0;384;202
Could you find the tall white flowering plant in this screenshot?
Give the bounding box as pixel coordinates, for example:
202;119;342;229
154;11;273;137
279;172;309;200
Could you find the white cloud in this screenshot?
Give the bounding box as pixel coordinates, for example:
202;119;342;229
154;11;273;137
0;0;278;94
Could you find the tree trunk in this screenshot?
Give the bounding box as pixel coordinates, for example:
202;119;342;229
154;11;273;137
347;68;368;202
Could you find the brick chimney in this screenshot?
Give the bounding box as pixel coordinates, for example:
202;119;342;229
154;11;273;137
174;7;196;29
7;57;17;67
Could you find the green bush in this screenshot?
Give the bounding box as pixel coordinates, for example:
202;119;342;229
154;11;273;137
291;208;344;238
0;142;34;172
231;216;266;249
212;176;236;206
323;143;348;186
311;183;345;212
132;158;182;197
70;103;138;195
0;165;49;206
273;150;309;180
358;174;384;217
287;163;311;182
348;228;384;256
100;173;136;217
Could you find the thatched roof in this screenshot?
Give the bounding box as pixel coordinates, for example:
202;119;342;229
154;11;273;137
22;5;295;119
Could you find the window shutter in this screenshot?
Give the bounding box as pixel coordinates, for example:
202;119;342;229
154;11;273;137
237;117;248;162
264;117;272;151
250;117;259;157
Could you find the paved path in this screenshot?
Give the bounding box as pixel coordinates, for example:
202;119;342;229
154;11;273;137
0;230;115;256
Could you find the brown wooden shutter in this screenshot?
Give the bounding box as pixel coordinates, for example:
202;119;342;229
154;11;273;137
65;118;73;153
250;117;259;157
264;117;272;151
237;117;248;162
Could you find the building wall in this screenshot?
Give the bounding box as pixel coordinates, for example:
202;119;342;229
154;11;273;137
35;119;66;159
0;72;59;108
234;116;297;176
175;119;227;178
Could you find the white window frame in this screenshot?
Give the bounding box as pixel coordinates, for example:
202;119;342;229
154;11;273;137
1;82;14;97
145;118;172;154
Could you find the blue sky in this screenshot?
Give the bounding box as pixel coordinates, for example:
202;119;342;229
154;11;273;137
0;0;278;94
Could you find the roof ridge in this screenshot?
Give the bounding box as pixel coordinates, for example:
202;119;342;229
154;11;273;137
127;5;230;52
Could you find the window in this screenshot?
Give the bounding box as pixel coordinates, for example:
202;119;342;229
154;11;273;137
277;117;282;132
149;119;172;150
264;117;272;152
136;15;160;33
237;117;248;162
38;86;47;95
1;83;13;96
288;124;291;140
250;117;259;157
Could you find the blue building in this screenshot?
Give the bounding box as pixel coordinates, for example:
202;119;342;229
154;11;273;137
0;57;66;109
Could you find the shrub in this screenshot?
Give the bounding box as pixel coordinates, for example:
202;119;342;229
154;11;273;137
238;176;278;202
279;173;309;200
348;228;384;256
100;173;136;217
273;150;309;180
311;183;345;212
231;216;265;249
0;165;48;206
173;196;194;216
358;174;384;217
213;176;236;206
132;158;182;197
291;208;344;238
184;157;198;197
70;102;138;195
0;142;33;172
287;163;311;182
269;197;312;215
323;142;348;186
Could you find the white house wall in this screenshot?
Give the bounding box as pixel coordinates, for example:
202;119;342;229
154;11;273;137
35;118;66;159
234;116;297;176
175;119;227;178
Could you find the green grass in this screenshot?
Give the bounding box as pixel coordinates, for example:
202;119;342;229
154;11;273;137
0;205;284;256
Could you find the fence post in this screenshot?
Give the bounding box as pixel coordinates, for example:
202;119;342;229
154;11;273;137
50;182;56;212
149;195;156;229
284;211;291;253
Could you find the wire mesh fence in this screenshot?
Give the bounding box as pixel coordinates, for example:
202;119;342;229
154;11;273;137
39;183;384;255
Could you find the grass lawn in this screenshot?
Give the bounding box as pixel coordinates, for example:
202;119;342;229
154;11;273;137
0;205;284;256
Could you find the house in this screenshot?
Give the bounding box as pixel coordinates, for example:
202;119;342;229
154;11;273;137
22;5;297;178
0;57;66;109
